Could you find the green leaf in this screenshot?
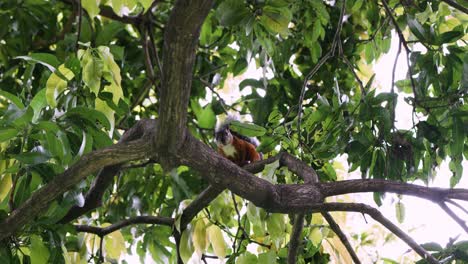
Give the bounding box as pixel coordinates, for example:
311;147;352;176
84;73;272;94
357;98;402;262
266;213;284;238
207;225;227;260
104;228;125;260
259;7;291;37
237;252;258;264
192;218;207;256
0;128;18;142
0;91;25;109
309;227;322;247
80;49;103;95
45;65;75;107
198;104;216;129
450;116;464;156
30;89;47;122
258;251;276;263
257;136;276;153
239;79;264;90
30;235;50;264
395;79;413;93
96;22;125;46
12;107;34;129
395;201;405;223
44;131;64;162
64;106;111;129
191;101;216;129
95;98;115;134
449;160;463;187
407;18;427;41
14;152;50;165
216;0;250;26
351;0;364;13
233;58;248;76
75;131;93;161
82;0;100;20
438;30;464;44
229;120;266;137
16;53;60;72
180;230;194;263
420;242;443;252
98;46;122;89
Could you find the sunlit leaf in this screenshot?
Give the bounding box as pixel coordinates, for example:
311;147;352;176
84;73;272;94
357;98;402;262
45;65;75;107
207;225;226;260
30;235;50;264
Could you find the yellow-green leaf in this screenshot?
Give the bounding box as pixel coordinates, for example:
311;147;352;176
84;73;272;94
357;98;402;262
30;235;50;264
103;225;125;260
180;230;194;263
81;49;103;95
138;0;153;10
207;225;226;260
98;46;122;88
192;218;207;256
0;173;12;202
309;227;322;247
396;201;405;223
95;98;115;135
45;65;75;107
82;0;101;20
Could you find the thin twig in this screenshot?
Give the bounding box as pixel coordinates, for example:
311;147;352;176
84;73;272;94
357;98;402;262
147;23;164;83
439;202;468;234
8;174;19;212
338;40;366;95
141;26;156;84
98;235;104;263
297;0;346;150
445;200;468;215
321;203;439;264
381;0;418;98
76;0;82;51
390;41;402;128
322;212;361;264
287;214;305;264
74;215;174;236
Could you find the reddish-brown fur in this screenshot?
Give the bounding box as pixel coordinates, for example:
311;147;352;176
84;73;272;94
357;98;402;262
218;135;261;166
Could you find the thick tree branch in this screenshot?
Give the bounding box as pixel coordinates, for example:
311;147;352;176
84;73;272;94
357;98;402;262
322;212;361;264
60;120;158;223
320;203;439;264
320;179;467;203
155;0;214;167
75;216;173;236
0;135;154;240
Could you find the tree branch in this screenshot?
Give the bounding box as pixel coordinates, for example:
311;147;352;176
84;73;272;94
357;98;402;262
439;202;468;234
440;0;468;14
75;215;174;236
322;212;361;264
0;126;155;240
320;203;439;264
155;0;213;168
297;0;346;149
60;120;158;223
287;213;305;264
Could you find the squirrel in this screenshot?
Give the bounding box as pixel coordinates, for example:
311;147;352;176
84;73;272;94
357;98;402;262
214;118;261;166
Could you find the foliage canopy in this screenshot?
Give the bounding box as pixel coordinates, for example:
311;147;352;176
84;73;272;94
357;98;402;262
0;0;467;263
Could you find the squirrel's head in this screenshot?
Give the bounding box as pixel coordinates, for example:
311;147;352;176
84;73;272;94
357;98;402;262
215;126;233;146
